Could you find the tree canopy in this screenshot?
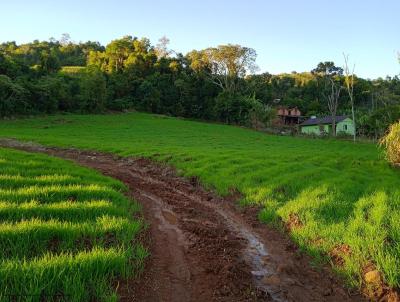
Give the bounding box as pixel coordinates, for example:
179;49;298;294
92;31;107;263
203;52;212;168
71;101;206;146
0;34;399;137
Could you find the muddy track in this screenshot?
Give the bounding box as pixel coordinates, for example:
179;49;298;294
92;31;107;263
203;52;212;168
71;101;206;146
0;139;364;302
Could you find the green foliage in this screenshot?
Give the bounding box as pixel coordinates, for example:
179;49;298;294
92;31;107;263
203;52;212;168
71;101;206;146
1;113;400;288
358;105;400;138
0;38;104;67
1;36;400;137
247;94;276;129
0;53;30;78
60;66;86;74
39;50;61;74
0;75;29;116
213;92;275;128
0;147;146;301
187;44;257;94
32;76;66;113
79;66;107;112
107;98;134;111
137;79;161;113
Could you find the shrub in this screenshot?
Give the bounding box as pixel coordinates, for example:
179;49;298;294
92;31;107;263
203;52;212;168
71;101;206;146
107;98;134;111
213;92;276;128
380;121;400;166
0;75;29;116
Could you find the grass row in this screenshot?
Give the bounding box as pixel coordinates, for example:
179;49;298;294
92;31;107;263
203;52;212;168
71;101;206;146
0;148;146;301
0;112;399;290
0;200;123;221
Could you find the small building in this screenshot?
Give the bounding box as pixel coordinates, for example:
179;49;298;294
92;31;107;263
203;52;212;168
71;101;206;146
275;106;302;125
300;115;355;136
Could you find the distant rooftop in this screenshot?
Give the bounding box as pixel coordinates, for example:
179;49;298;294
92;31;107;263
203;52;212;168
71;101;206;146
301;115;349;126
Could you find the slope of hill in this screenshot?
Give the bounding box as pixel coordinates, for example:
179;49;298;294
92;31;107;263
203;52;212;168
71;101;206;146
0;112;399;292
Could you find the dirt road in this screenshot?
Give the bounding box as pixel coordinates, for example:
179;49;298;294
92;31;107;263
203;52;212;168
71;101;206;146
0;139;363;301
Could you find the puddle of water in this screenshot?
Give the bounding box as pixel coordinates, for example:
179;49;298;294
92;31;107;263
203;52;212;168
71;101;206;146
167;187;286;301
214;207;285;301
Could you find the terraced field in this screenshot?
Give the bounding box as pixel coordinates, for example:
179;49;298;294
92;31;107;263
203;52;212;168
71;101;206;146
0;148;146;301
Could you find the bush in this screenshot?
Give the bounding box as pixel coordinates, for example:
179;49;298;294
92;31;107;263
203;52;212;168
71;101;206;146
0;75;29;116
213;92;275;128
107;98;134;111
247;95;276;129
336;130;352;138
380;121;400;166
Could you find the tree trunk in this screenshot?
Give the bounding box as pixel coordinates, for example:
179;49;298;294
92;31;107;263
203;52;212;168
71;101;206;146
343;53;356;142
332;115;336;136
351;100;356;142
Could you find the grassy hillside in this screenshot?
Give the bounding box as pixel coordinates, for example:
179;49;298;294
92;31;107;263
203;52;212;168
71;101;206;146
0;147;146;301
0;112;399;289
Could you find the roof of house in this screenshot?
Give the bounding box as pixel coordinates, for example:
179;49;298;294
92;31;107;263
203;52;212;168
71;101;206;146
301;115;349;126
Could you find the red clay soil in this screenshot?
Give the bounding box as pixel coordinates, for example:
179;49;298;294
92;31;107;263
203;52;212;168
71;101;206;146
0;139;366;302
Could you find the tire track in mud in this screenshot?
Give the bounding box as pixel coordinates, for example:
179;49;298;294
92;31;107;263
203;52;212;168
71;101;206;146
0;139;364;302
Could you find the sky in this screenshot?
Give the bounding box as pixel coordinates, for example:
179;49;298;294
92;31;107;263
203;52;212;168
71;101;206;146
1;0;399;79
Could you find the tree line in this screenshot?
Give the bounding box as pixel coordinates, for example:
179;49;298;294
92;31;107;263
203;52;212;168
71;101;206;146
1;34;399;137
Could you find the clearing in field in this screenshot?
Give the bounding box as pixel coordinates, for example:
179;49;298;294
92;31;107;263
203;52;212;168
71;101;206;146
0;147;146;301
0;112;400;298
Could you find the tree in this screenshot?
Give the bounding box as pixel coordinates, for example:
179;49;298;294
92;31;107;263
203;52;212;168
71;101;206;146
188;44;258;94
60;33;71;46
312;62;343;135
79;66;107;112
39;50;60;73
138;79;161;113
0;75;28;116
326;77;342;136
359;105;400;138
247;94;276;129
105;36;135;73
343;54;356;141
312;62;343;77
2;34;400;139
0;53;24;78
155;36;171;58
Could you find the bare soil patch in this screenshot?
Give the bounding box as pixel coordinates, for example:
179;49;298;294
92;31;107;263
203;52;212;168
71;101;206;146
0;139;365;301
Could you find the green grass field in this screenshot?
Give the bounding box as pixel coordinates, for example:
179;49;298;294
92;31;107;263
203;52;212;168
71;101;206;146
0;112;399;290
0;147;146;302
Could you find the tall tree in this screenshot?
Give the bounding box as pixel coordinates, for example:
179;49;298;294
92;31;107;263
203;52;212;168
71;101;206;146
155;36;171;58
326;77;342;136
105;36;135;73
60;33;71;46
343;54;356;141
312;62;344;135
39;50;60;73
79;66;107;112
188;44;258;94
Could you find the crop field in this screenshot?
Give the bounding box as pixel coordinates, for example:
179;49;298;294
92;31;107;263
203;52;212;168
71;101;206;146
0;147;146;301
0;112;400;290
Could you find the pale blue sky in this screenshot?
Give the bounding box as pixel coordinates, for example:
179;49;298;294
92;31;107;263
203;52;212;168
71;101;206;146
1;0;399;79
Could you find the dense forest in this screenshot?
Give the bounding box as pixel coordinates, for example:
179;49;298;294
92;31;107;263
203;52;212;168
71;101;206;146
1;34;399;138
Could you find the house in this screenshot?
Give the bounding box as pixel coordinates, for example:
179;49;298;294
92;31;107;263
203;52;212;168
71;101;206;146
300;115;355;136
275;106;302;125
